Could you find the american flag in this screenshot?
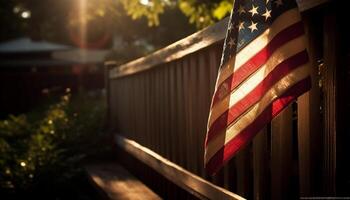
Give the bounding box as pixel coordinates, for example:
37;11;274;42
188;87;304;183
204;0;311;174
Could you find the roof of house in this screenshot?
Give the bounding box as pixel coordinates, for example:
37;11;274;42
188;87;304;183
0;37;72;53
0;37;108;66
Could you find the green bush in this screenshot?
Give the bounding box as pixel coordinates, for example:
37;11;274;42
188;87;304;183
0;91;108;199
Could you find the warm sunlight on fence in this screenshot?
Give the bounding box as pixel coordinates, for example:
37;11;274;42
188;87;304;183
106;6;337;199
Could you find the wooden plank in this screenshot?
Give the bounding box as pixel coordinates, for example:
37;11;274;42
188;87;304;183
182;57;193;171
108;78;116;131
296;53;312;198
236;147;252;199
253;128;269;200
189;55;199;173
297;14;323;196
157;68;164;156
222;165;230;190
149;71;156;151
155;69;162;154
208;45;219;96
104;64;112;132
123;78;130;138
114;135;245;200
145;72;151;147
136;75;143;142
169;62;177;162
322;12;337;195
197;50;211;177
271;106;293;200
163;66;171;159
176;60;186;167
119;79;127;134
141;74;148;146
157;68;168;197
226;159;237;193
130;78;137;140
85;163;161;200
115;80;122;133
123;79;130;136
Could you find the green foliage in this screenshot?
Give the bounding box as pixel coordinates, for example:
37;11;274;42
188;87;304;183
119;0;166;26
0;91;107;199
177;0;233;28
1;0;232;43
179;1;214;28
213;1;233;20
115;0;233;29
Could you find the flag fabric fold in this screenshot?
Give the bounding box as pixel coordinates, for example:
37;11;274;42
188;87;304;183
204;0;311;175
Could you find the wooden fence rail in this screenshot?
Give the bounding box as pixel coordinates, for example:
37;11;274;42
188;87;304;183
107;1;338;199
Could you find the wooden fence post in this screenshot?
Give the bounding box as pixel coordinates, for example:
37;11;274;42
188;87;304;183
271;106;293;200
253;128;269;200
322;11;338;195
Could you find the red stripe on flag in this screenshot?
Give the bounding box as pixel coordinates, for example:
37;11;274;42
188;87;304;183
212;22;304;106
205;76;311;175
206;50;308;144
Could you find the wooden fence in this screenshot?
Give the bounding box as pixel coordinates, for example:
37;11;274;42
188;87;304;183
107;1;340;199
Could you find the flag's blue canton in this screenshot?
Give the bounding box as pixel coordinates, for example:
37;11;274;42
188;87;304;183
220;0;298;68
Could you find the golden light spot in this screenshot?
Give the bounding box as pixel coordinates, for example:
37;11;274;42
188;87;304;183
63;95;70;101
20;162;26;167
140;0;149;5
21;11;31;19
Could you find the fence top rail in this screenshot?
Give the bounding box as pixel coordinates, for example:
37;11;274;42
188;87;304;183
109;17;229;79
114;134;246;200
107;0;329;79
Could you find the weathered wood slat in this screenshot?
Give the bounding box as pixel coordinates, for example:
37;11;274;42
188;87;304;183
149;71;156;150
271;106;293;200
115;135;245;200
236;147;252;199
190;55;200;174
297;13;323;196
322;12;337;195
182;57;193;171
156;68;163;155
144;72;151;148
208;45;219;96
163;66;171;159
197;51;210;177
176;60;186;167
169;63;177;162
86;163;161;200
253;128;269;200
